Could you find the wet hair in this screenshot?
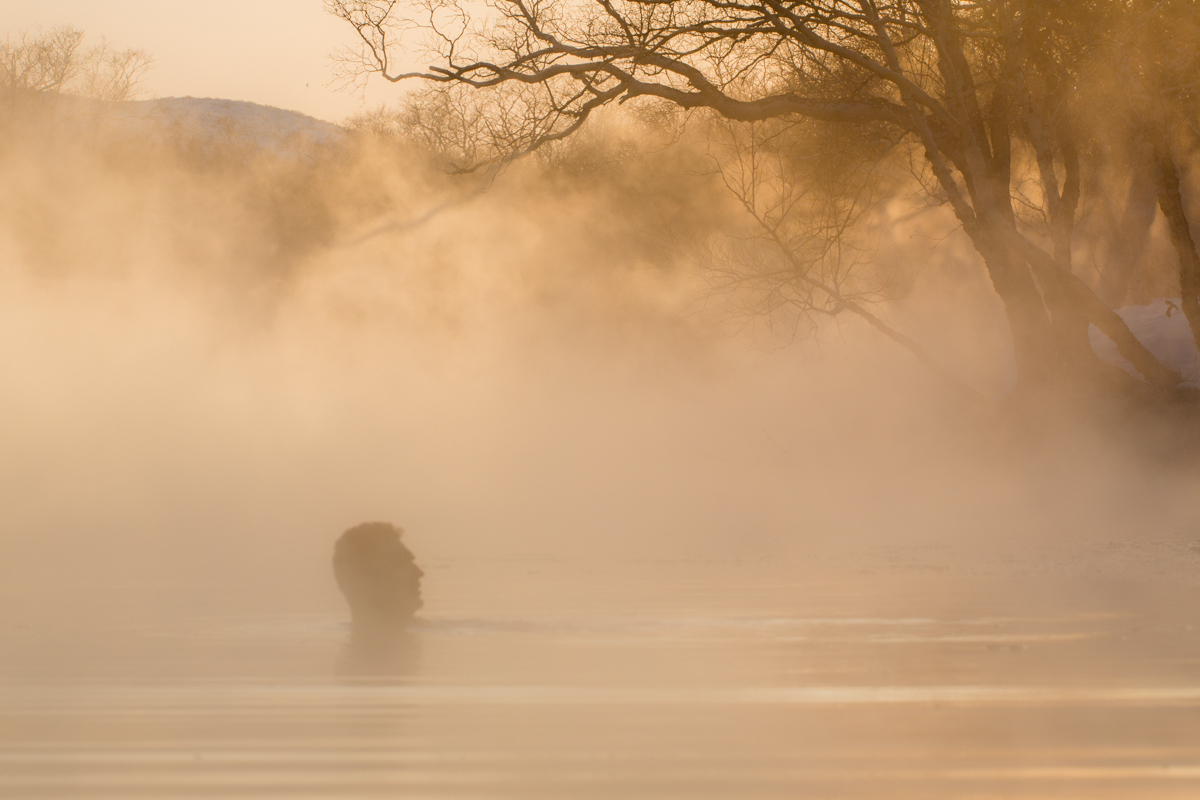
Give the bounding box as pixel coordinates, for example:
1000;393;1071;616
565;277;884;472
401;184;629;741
333;521;423;634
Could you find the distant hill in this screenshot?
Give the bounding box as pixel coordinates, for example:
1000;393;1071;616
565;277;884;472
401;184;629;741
109;97;348;154
13;93;349;155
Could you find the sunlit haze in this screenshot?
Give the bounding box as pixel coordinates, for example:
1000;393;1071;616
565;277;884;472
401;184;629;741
3;2;1200;798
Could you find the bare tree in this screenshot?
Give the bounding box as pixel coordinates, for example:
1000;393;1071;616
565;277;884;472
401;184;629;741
1;26;152;106
0;26;86;96
701;115;986;401
1102;0;1200;355
78;39;154;102
327;0;1190;394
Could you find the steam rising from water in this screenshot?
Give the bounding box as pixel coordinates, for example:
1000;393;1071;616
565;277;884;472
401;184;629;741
0;99;1194;621
2;99;1200;800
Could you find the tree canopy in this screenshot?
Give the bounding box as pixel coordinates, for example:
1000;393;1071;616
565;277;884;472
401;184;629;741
329;0;1200;398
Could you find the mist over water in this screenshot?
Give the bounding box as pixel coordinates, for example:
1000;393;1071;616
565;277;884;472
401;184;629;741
2;96;1200;798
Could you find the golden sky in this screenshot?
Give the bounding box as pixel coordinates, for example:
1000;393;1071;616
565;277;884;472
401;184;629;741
2;0;393;122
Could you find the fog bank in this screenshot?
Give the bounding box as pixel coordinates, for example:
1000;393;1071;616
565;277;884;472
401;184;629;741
0;99;1197;627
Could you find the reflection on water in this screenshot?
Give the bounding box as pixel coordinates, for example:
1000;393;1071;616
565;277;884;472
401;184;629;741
3;557;1200;799
338;630;422;678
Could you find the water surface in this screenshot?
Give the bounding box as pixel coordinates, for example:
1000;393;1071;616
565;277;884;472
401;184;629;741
3;554;1200;798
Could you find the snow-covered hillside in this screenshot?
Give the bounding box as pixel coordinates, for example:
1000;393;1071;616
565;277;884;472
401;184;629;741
25;94;348;155
109;97;347;153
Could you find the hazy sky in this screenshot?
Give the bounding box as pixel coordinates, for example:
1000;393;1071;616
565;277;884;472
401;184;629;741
1;0;394;122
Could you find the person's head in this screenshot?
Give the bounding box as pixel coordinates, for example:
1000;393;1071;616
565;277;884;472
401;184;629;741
333;522;423;632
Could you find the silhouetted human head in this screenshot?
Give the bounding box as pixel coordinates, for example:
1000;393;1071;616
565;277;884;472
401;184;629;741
333;522;423;636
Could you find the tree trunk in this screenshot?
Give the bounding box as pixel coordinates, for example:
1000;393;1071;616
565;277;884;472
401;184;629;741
1040;271;1104;380
1097;169;1157;307
1150;140;1200;356
972;229;1059;386
1007;230;1184;390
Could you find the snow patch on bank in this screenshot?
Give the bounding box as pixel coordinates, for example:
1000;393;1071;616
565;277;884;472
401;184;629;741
1089;299;1200;387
